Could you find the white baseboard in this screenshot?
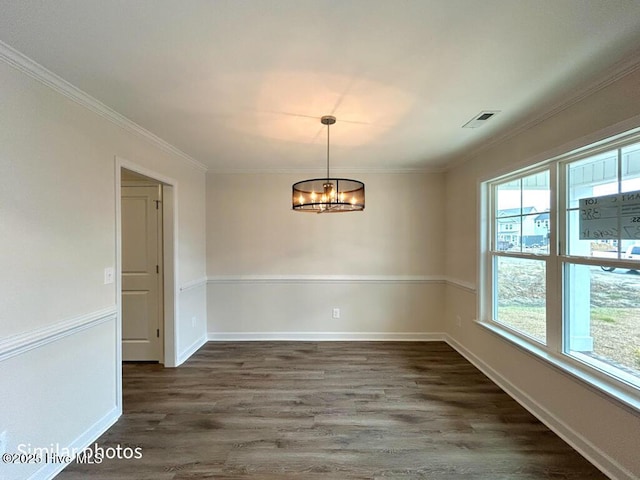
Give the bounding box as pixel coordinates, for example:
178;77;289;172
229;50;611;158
176;334;208;366
207;332;446;342
444;335;635;480
31;406;120;480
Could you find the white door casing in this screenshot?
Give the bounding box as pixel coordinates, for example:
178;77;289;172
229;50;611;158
121;185;163;361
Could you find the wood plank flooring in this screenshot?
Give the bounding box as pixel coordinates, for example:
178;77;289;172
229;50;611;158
58;342;607;479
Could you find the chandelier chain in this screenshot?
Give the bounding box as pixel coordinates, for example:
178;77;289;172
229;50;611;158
326;121;330;179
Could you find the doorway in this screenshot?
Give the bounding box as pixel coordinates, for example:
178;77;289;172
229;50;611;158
121;169;164;361
116;160;177;372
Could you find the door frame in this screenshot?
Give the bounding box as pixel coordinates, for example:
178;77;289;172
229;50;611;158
114;156;179;407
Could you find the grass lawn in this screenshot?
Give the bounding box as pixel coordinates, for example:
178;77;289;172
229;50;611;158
496;306;640;370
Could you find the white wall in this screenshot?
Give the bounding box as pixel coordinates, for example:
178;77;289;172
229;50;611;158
444;66;640;479
206;172;446;338
0;52;206;480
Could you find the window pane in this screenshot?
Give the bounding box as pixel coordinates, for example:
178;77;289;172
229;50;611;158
566;151;621;257
522;171;550;212
496;179;521;213
523;212;549;254
564;264;640;386
495;171;550;254
622;142;640;193
567;150;618;209
495;218;520;251
566;209;620;257
495;256;546;343
496;180;522;252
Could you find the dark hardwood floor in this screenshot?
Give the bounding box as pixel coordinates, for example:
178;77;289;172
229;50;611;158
59;342;607;479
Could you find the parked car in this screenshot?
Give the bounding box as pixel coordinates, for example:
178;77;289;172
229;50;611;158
627;244;640;260
497;240;514;250
597;244;640;272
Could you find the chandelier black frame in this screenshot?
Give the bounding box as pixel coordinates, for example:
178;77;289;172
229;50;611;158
292;116;365;213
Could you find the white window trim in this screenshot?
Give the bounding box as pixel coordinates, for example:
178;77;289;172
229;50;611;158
478;125;640;415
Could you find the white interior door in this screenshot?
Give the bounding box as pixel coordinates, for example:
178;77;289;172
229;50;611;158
121;185;163;361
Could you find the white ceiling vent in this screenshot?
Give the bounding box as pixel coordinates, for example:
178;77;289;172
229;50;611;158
462;110;501;128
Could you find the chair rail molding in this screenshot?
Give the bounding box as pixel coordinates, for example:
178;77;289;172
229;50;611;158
0;306;117;362
207;274;445;285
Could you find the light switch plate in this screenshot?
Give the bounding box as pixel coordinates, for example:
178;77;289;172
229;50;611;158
104;267;115;284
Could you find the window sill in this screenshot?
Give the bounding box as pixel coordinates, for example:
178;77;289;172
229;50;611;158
475;319;640;414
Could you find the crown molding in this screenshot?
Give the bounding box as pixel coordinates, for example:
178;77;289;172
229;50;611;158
207;166;445;175
445;47;640;172
0;40;207;172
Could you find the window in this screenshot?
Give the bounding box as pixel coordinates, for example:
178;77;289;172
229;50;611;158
491;171;550;342
563;141;640;387
482;129;640;404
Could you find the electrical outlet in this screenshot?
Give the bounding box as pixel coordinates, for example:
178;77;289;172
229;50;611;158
0;430;7;455
456;315;462;327
332;308;340;319
191;316;196;327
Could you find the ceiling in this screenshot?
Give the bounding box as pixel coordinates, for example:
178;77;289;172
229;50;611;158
1;1;640;172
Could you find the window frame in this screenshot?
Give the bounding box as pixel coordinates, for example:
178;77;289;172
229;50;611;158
487;166;554;347
479;127;640;413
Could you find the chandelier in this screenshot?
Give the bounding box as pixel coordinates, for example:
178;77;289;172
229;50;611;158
292;115;365;213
